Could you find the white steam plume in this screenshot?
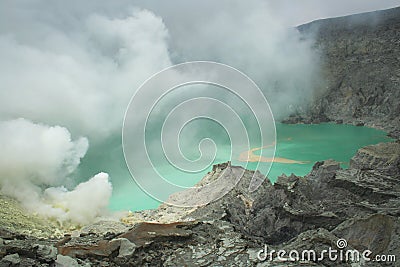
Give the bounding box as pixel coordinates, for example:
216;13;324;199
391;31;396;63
0;119;112;224
0;1;330;218
0;6;171;139
165;1;321;118
0;2;173;222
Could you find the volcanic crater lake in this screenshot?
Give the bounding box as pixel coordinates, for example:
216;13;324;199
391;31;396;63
78;123;392;211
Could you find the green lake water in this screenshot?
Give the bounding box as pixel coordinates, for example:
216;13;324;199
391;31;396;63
77;123;392;211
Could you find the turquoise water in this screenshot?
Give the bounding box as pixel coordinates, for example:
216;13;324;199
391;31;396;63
77;123;392;211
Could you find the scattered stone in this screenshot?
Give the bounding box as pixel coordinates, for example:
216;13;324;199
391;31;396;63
33;244;57;262
55;255;81;267
57;239;120;258
388;130;400;140
80;221;128;237
1;141;399;266
1;6;400;267
118;221;193;246
0;253;20;266
355;120;365;126
115;238;136;258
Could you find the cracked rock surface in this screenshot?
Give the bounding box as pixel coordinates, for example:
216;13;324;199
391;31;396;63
0;141;399;266
1;7;400;267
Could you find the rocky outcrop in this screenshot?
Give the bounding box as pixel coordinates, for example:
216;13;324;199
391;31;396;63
1;141;398;266
286;7;400;138
228;143;400;247
349;142;400;177
1;7;399;266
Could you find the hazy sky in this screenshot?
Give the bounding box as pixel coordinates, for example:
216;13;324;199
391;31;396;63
125;0;400;26
266;0;400;25
1;0;398;136
0;0;398;137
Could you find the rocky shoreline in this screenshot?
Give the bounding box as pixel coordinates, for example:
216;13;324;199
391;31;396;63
1;6;400;267
0;140;399;266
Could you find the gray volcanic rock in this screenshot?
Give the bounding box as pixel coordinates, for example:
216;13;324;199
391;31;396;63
224;142;399;266
1;7;400;265
288;7;400;135
350;142;400;176
127;141;399;266
84;141;400;265
0;253;20;266
55;255;82;267
0;141;399;266
79;220;129;237
332;214;397;256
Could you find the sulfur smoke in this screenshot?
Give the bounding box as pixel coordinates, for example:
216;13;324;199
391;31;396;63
0;0;334;222
0;3;172;223
0;119;112;224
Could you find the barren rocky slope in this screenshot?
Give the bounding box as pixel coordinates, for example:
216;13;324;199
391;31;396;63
1;7;399;267
286;7;400;138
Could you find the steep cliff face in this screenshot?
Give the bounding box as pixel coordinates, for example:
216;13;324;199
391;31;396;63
291;7;400;137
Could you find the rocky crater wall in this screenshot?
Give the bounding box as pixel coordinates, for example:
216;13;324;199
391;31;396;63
288;7;400;138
